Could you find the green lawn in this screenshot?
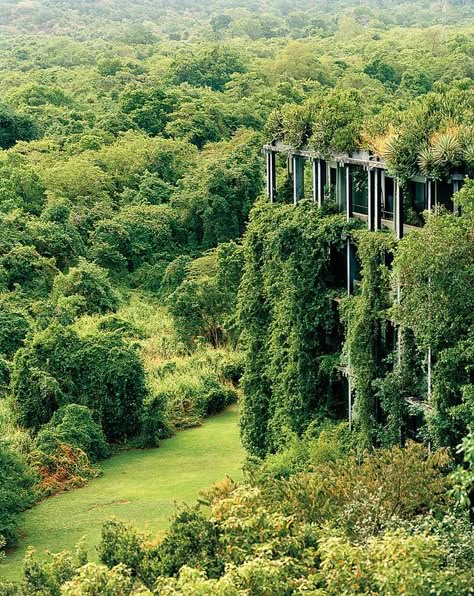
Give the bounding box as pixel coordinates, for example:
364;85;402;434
1;405;244;581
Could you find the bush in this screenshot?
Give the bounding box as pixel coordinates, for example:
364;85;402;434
98;518;160;588
31;443;101;498
35;404;109;462
52;259;119;315
156;508;224;578
97;315;144;339
0;442;37;546
0;300;30;359
167;244;244;349
143;353;238;438
317;530;472;595
12;325;148;442
61;563;138;595
89;205;177;272
0;245;57;296
140;393;174;448
262;442;451;541
161;375;237;430
160;255;193;298
0;357;11;394
217;350;245;385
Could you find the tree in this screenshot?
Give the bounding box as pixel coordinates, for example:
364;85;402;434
0;245;58;296
0;102;37;149
119;85;173;136
52;259;119;315
174;129;263;247
12;325;148;441
364;57;398;87
170;45;246;91
392;181;474;446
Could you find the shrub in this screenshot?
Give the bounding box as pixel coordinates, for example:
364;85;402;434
140;393;174;448
52;259;119;315
0;357;11;394
98;518;160;588
217;350;245;384
167;244;244;349
12;325;148;442
0;300;30;359
27;218;85;271
35;404;109;462
31;443;101;498
0;442;37;546
61;563;138;595
160;255;193;298
0;245;57;296
97;315;144;339
20;544;88;596
89;204;177;272
145;353;238;437
156;508;224;578
317;530;473;595
263;442;451;541
164;375;237;430
168;275;225;349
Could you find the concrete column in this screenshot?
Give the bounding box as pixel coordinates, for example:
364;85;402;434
312;159;318;204
427;347;432;400
266;152;271;200
346;165;352;221
346;239;353;297
268;151;276;202
368;168;373;231
395;180;403;239
427;179;432;211
374;169;381;230
348;373;353;431
453;179;461;215
318;160;323;206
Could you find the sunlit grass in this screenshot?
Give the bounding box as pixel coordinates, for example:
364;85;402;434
0;405;244;582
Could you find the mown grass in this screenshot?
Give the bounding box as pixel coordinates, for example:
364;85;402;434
1;405;244;581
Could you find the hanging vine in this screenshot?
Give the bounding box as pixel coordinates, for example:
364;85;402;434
340;230;395;449
238;199;356;456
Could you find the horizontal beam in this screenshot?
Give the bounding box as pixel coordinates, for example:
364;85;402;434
263;143;386;170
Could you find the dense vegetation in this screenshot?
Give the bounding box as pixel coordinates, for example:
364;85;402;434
0;0;473;593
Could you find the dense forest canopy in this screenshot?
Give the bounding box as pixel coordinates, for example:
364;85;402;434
0;0;473;593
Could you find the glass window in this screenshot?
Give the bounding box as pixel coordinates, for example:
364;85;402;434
403;180;426;227
351;166;368;215
382;176;394;221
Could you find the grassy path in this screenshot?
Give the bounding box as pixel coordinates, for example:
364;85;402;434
1;405;244;581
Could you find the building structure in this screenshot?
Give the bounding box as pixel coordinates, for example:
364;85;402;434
263;141;465;429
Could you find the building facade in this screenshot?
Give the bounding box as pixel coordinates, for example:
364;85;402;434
263;141;466;430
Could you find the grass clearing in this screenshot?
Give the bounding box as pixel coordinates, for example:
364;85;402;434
1;405;244;582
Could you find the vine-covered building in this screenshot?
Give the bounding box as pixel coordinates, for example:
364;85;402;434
263;141;466;431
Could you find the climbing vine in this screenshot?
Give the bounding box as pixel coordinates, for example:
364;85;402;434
238;199;355;456
340;230;394;448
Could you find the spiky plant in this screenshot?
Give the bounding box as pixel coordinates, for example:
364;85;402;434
430;130;462;168
417;145;437;178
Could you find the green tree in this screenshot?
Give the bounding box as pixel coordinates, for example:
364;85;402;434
0;299;30;359
52;259;119;315
170;45;246;91
12;325;147;441
0;102;37;149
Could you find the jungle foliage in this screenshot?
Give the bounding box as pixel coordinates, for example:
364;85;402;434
0;0;473;592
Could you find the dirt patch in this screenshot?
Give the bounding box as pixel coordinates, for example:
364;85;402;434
87;499;131;511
